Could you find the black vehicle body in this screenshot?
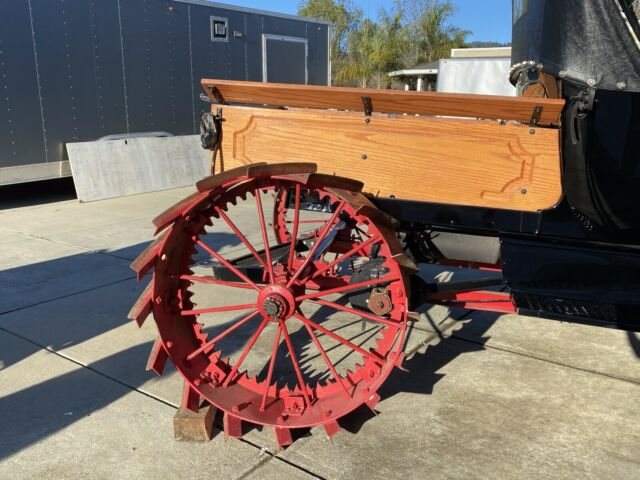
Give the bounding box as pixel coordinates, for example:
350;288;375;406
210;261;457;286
374;0;640;330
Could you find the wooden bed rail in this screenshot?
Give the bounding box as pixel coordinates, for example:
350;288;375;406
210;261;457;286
201;79;565;125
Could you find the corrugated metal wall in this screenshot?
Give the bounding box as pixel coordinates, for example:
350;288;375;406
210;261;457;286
0;0;329;178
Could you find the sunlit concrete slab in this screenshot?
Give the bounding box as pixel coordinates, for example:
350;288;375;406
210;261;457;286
0;331;278;480
279;332;640;480
445;310;640;384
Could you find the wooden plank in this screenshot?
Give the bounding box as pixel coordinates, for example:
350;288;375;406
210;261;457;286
201;79;565;125
216;105;563;212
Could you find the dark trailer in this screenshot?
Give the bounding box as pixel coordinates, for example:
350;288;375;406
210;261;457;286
0;0;330;186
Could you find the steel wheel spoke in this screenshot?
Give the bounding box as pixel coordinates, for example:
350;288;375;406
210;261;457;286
287;184;301;273
186;310;260;361
296;275;400;302
300;318;352;400
222;316;270;387
181;303;256;316
279;319;312;406
196;239;261;291
286;219;326;224
254;188;275;283
259;324;282;411
308;298;401;328
309;234;382;281
179;275;254;290
214;206;268;271
294;313;385;366
286;202;345;287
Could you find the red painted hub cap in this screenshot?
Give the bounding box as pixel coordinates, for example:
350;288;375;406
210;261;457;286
258;284;296;321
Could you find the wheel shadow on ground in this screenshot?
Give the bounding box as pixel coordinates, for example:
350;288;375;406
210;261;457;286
0;232;240;461
0;340;155;461
339;308;499;434
629;331;640;358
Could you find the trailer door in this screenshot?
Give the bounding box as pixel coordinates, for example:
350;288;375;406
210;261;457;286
262;34;308;84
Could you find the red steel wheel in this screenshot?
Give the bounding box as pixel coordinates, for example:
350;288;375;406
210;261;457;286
129;164;412;446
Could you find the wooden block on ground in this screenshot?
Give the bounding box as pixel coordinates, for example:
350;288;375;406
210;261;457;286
173;405;216;442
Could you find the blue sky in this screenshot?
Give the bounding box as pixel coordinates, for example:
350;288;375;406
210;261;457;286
224;0;512;43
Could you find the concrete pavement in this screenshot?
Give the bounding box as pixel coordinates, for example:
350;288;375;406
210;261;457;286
0;182;639;479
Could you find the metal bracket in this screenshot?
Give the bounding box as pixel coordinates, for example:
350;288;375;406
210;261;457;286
210;87;224;104
576;88;596;114
529;105;543;126
361;96;372;123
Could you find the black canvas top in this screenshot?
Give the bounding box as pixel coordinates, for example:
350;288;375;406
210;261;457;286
511;0;640;92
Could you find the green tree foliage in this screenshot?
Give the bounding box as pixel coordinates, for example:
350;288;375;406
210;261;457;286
298;0;472;87
336;11;406;88
298;0;362;79
416;1;470;62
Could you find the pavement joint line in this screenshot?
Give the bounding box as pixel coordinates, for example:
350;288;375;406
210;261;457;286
0;274;137;317
248;456;326;480
269;454;326;480
234;452;282;480
0;324;179;410
0;326;326;479
404;306;640;387
446;332;640;387
0;223;137;264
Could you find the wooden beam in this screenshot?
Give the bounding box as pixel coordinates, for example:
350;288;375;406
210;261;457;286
201;79;565;125
215;105;563;213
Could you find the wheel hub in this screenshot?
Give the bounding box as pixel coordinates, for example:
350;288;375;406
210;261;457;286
258;284;296;321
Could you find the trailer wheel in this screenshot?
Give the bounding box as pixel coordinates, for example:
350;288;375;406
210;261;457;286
129;163;411;446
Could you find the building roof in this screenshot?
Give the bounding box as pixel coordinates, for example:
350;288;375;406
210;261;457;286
451;47;512;58
388;61;439;77
174;0;332;25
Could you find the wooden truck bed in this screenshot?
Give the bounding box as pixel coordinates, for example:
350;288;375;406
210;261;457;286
202;79;565;213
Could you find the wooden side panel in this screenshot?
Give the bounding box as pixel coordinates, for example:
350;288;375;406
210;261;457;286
202;79;565;125
217;106;563;212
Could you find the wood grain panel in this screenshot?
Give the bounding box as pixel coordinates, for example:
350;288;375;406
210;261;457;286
216;106;563;212
202;79;565;125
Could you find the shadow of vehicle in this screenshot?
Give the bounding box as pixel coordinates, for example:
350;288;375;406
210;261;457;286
629;331;640;358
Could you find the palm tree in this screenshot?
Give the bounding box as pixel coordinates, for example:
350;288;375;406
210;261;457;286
395;0;470;65
417;1;469;62
336;11;407;88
